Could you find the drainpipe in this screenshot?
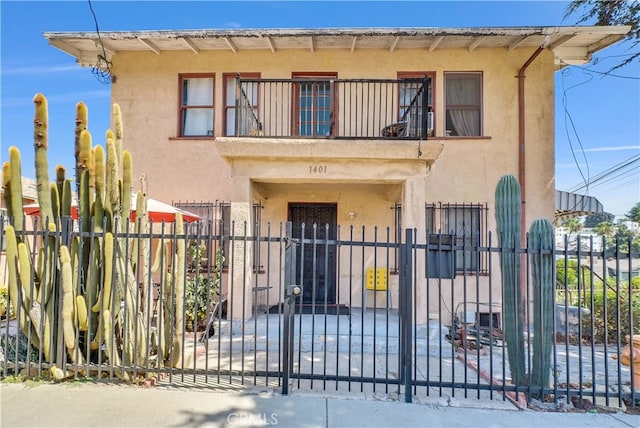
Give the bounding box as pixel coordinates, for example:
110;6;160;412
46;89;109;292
516;36;549;320
517;36;549;242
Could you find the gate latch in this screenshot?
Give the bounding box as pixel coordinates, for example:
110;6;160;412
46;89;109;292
285;284;302;302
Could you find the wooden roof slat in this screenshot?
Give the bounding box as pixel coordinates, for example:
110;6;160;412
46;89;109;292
180;37;200;54
139;38;161;55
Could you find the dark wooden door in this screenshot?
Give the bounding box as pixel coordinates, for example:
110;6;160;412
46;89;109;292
288;203;337;305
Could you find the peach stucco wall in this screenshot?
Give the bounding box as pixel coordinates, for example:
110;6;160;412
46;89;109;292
109;45;556;321
110;46;555;226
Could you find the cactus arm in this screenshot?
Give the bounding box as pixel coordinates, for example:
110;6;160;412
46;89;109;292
50;182;60;226
60;246;76;350
17;242;34;312
74;102;88;192
171;213;186;368
121;151;132;223
61;179;72;218
5;226;39;348
33;93;54;229
55;166;66;210
7;147;25;232
495;174;526;384
93;232;114;312
2;162;13;225
529;219;555;398
105;135;119;216
113;104;124;170
93;145;105;231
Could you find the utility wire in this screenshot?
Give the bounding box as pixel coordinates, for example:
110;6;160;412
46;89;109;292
568;154;640;193
88;0;112;84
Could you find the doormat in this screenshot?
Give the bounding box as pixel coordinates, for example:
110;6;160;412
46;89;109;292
268;304;350;316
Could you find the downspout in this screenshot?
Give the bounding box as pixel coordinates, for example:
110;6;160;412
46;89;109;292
517;35;550;242
516;36;549;320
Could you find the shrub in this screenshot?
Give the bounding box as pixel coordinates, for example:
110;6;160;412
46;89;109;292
0;286;11;319
184;249;223;332
582;282;640;343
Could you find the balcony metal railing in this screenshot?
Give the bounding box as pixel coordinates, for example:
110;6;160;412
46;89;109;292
234;77;432;139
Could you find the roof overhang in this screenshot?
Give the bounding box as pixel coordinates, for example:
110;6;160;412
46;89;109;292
43;26;631;71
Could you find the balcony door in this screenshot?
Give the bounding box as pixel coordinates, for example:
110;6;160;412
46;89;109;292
288;203;337;305
292;73;337;137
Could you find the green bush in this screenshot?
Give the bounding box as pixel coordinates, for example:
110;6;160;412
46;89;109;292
0;286;11;319
184;249;223;331
582;282;640;343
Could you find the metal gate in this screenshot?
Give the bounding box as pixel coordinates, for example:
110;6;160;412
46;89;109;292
2;216;637;409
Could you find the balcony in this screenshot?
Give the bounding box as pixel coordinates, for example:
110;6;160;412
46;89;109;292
232;77;432;140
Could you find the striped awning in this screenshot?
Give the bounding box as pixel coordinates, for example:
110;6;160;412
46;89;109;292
555;190;604;220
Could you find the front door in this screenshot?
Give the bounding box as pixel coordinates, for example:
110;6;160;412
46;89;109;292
288;203;337;305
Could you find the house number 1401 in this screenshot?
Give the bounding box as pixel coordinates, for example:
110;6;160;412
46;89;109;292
309;165;327;174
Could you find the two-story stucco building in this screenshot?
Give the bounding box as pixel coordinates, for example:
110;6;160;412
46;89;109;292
44;26;629;322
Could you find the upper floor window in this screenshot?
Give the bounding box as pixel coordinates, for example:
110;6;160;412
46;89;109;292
292;73;337;137
398;72;434;136
224;73;260;136
179;74;214;137
445;72;482;137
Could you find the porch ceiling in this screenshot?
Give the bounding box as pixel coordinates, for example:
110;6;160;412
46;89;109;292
44;26;630;71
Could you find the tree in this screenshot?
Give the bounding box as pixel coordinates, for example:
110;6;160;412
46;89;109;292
565;0;640;70
626;202;640;223
607;224;640;253
593;221;615;238
584;211;615;228
562;217;584;234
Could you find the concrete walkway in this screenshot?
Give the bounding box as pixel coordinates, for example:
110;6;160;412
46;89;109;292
1;382;638;428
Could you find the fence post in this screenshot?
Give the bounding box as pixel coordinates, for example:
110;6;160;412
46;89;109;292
282;222;300;395
399;228;413;403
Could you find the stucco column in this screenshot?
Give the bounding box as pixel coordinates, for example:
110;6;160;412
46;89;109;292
227;176;254;320
402;176;428;324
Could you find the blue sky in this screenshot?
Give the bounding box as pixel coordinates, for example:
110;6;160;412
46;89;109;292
1;0;639;218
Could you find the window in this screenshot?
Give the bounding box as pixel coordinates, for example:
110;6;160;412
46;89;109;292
179;74;214;137
293;73;336;137
398;72;434;136
173;201;263;271
445;72;482;137
224;73;260;136
425;203;487;272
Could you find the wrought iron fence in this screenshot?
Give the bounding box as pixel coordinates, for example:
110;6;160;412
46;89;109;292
234;77;432;139
0;216;638;410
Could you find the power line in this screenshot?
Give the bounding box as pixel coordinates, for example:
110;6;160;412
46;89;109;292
87;0;113;84
568;154;640;193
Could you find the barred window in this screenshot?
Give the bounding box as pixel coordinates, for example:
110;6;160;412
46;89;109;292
173;201;262;271
425;203;488;272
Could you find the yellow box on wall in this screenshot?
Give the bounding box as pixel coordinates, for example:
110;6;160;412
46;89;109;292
366;267;388;291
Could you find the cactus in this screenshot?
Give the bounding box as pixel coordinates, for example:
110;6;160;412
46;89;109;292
528;219;555;398
494;174;525;384
33;93;54;229
7;147;25;232
1;93;196;381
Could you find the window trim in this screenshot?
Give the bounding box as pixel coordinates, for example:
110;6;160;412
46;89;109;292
178;73;215;137
223;72;261;137
444;71;483;137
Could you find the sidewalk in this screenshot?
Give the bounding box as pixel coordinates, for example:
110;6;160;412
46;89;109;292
1;383;638;428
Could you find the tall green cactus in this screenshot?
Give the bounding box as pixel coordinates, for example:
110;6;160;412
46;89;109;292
528;218;555;398
494;174;525;384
